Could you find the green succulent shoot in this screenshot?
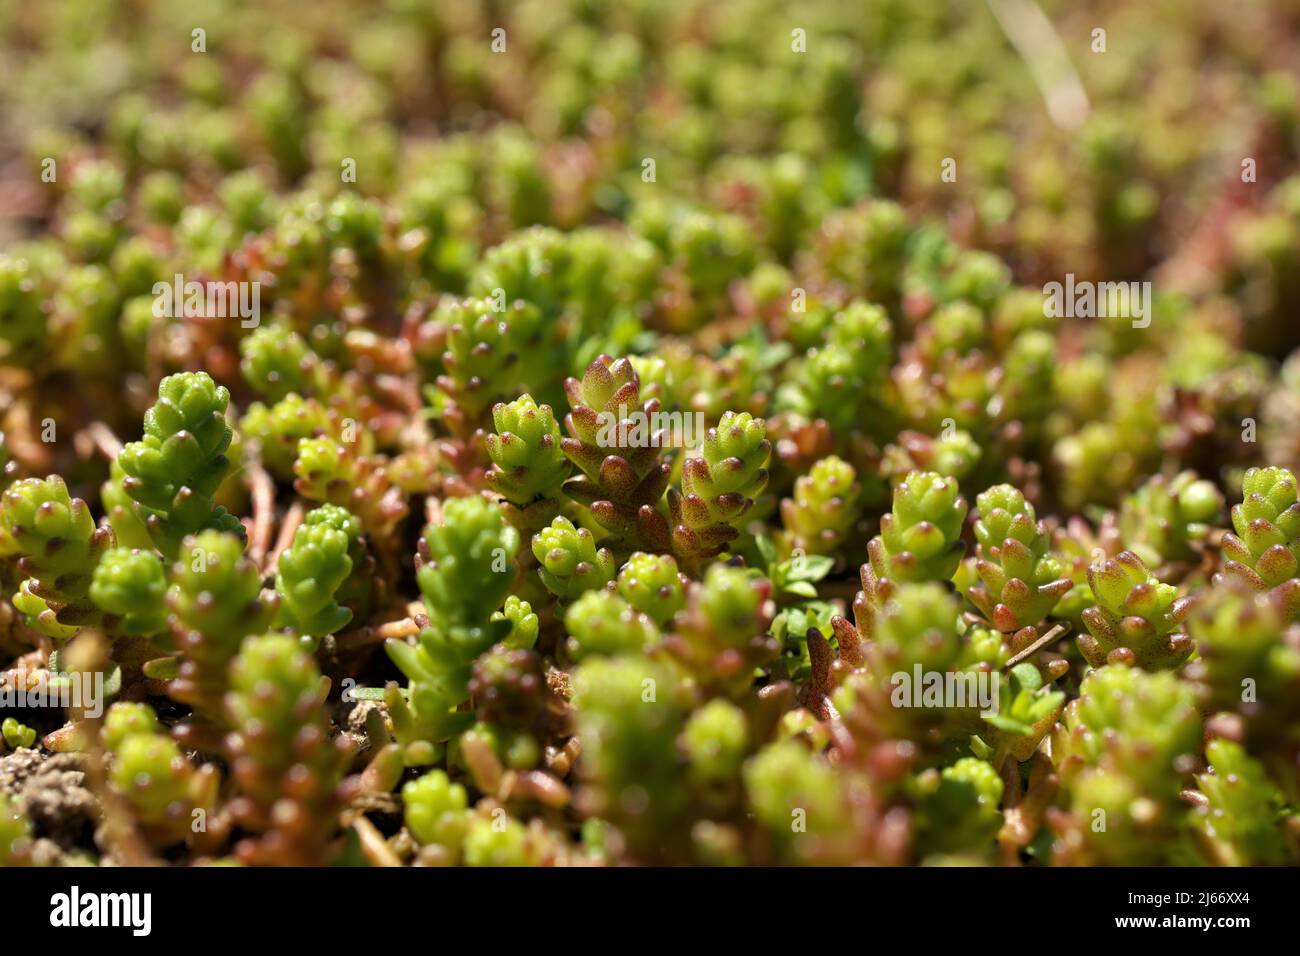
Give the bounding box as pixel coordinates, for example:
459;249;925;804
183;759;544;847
1080;550;1194;669
840;470;968;650
434;297;542;436
743;739;854;864
563;589;660;662
293;435;408;544
1192;738;1289;866
1118;471;1223;568
683;698;748;784
669;411;771;567
274;504;358;647
241;394;334;480
1221;466;1300;590
874;470;968;584
913;757;1004;858
101;458;153;551
166;530;278;721
2;717;36;749
485;394;570;509
531;515;616;600
963;484;1070;634
490;595;539;650
779;454;861;558
103;702;216;847
117;371;243;559
1054;664;1202;794
1185;582;1300;799
980;662;1066;763
239;323;313;401
90;547;168;637
0;476;114;639
616;551;688;627
665;564;775;698
224;633;351;866
571;656;688;861
402;769;470;863
560;355;672;552
1053;664;1202;864
385;496;518;750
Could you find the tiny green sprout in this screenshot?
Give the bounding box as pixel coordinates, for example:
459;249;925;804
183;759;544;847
532;515;616;600
2;718;36;749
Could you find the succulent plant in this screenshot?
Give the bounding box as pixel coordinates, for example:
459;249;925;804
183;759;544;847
1079;551;1195;669
1118;470;1223;569
683;698;748;785
166;530;278;723
1;476;113;640
563;589;659;662
1191;739;1291;866
778;302;893;437
615;552;688;627
490;595;539;650
485;394;570;519
5;0;1300;872
872;471;969;584
103;702;217;848
961;484;1070;635
90;547;168;637
273;505;357;647
531;515;616;601
117;372;243;560
224;633;352;865
571;656;688;862
832;581;970;760
402;769;469;863
664;564;775;699
913;757;1004;858
744;740;857;865
241;394;335;480
560;355;672;552
1186;581;1300;800
668;411;770;568
293;436;408;544
1220;466;1300;590
432;297;548;439
385;496;518;751
778;455;861;558
240;323;313;402
1050;665;1201;865
2;717;36;749
834;470;968;652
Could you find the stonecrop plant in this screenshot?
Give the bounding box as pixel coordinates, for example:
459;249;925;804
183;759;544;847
2;0;1300;870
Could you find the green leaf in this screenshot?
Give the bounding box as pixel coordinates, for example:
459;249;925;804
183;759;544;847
983;713;1034;735
785;580;819;598
789;554;834;582
1008;662;1043;693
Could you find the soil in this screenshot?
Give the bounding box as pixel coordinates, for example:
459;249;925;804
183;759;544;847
0;747;99;861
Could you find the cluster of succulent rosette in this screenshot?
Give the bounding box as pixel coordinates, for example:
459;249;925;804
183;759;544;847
2;0;1300;868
